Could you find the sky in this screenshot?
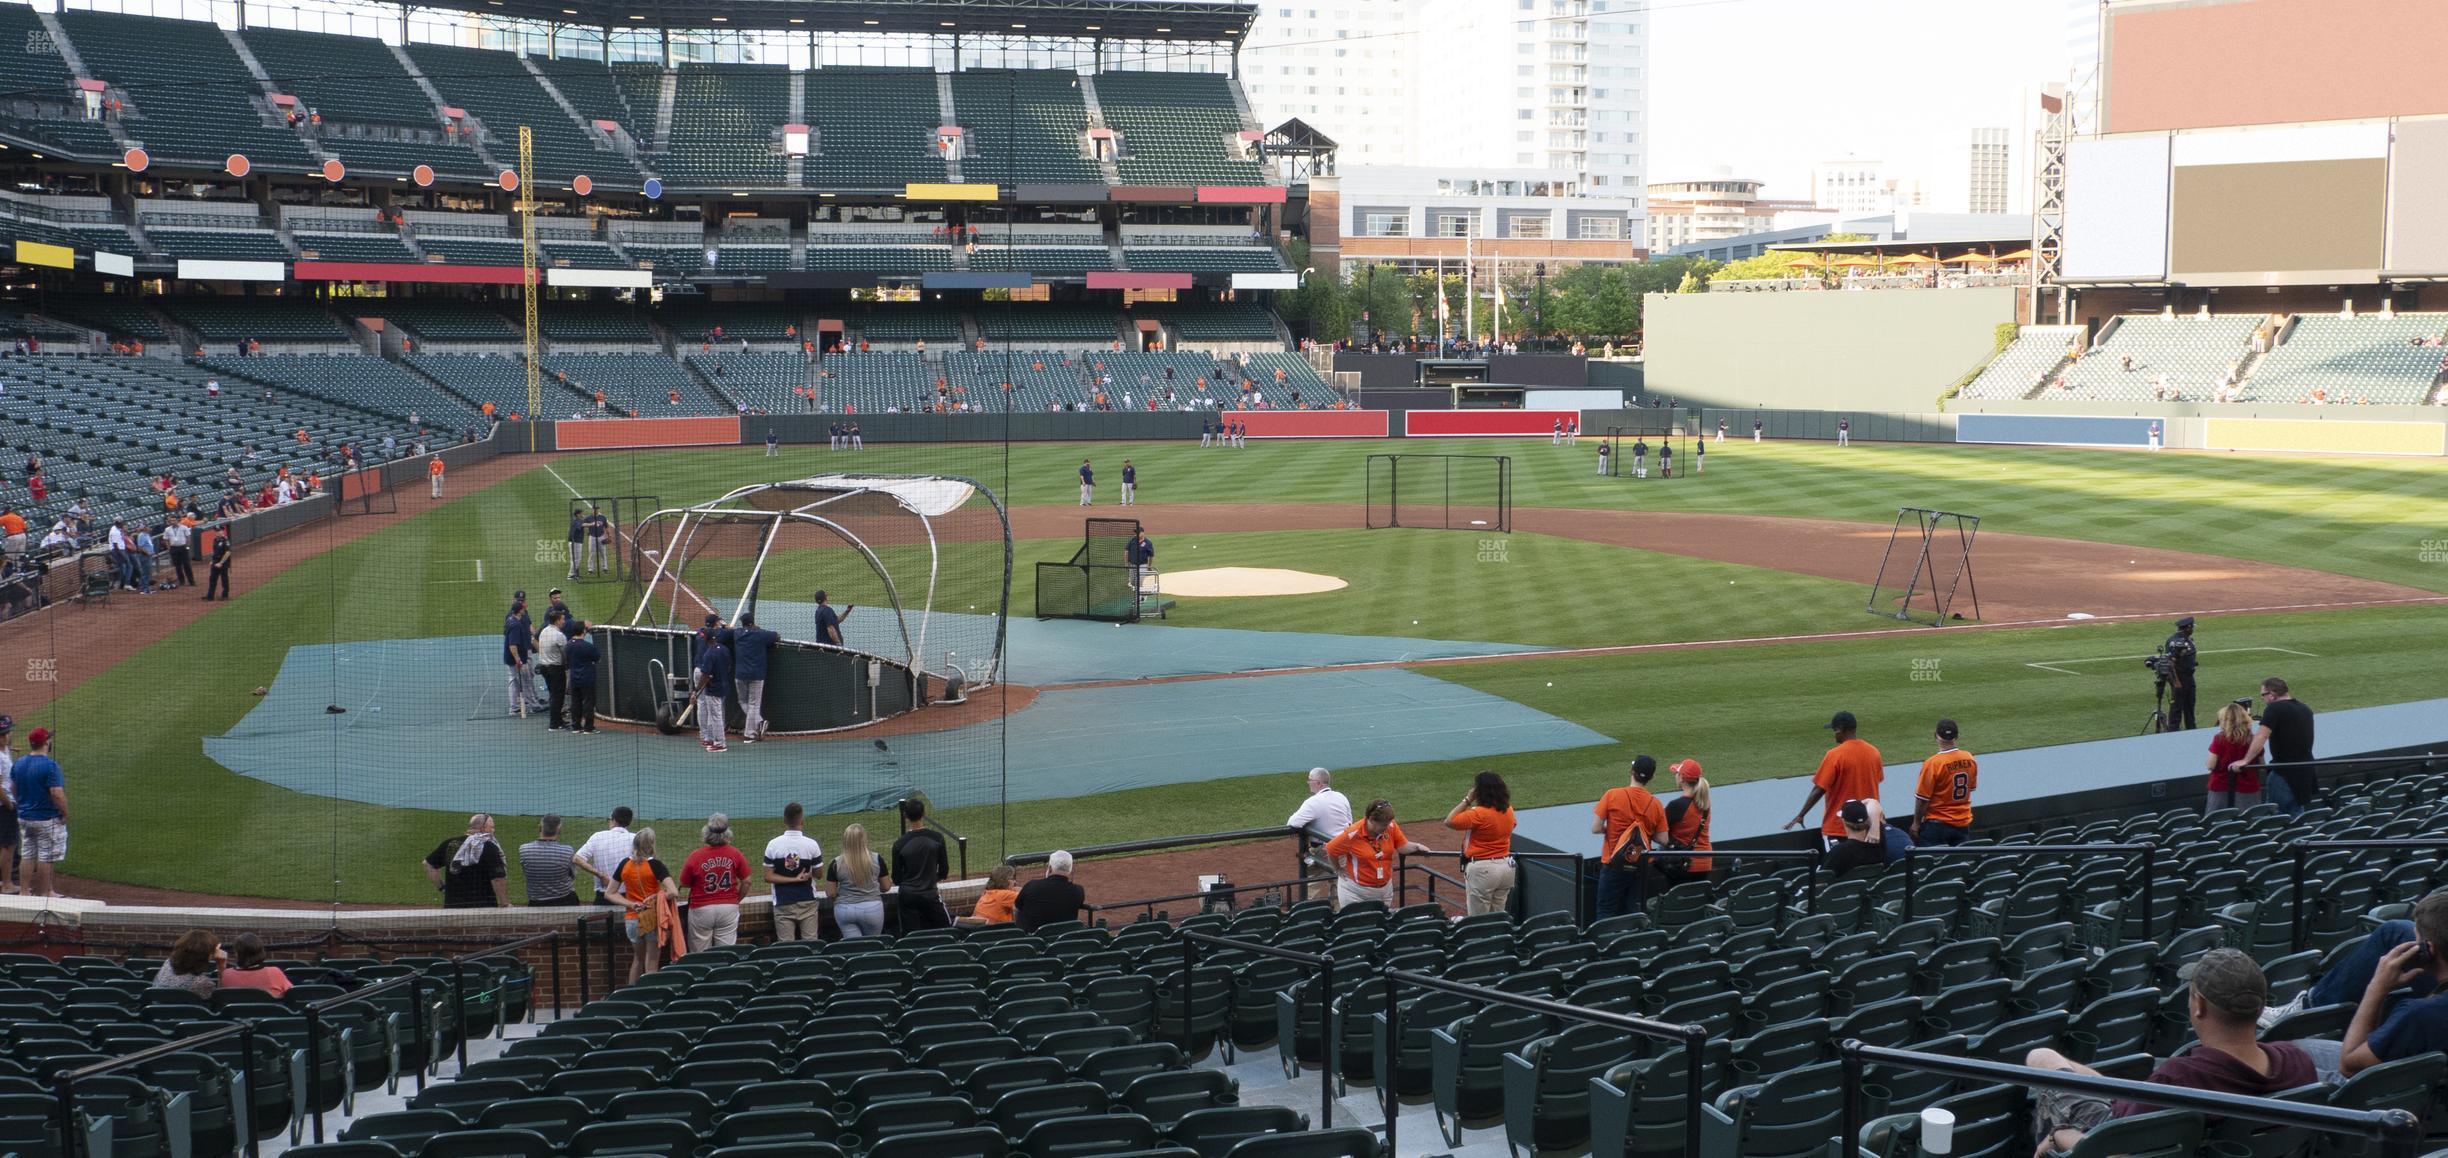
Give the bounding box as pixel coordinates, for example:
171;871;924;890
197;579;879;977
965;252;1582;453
1646;0;2076;206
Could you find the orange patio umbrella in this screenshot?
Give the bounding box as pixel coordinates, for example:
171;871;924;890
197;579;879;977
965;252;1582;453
1950;251;1997;265
1829;255;1882;270
1886;252;1941;267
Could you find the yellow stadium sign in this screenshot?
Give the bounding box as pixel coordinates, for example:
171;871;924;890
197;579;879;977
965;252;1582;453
903;182;999;201
14;241;73;270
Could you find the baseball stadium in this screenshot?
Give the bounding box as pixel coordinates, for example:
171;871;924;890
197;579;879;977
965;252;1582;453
0;0;2446;1154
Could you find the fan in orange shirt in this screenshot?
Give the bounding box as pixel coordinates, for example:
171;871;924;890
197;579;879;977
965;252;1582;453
1786;711;1885;849
1591;755;1668;919
958;865;1020;926
1911;719;1978;845
1443;771;1517;916
1321;799;1428;910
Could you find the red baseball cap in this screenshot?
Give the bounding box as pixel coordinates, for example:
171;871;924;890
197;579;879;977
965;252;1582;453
1672;758;1703;782
26;727;50;748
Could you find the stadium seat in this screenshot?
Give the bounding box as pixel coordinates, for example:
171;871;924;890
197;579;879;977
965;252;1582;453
2055;1108;2203;1158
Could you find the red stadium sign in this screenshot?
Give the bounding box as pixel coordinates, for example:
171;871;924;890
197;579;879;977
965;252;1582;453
121;148;148;172
498;169;520;192
571;174;593;196
321;158;346;183
412;164;435;187
225;154;250;177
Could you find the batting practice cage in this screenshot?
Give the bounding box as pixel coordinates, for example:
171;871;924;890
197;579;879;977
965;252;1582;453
1036;517;1145;622
1866;506;1983;625
608;475;1010;733
1604;424;1689;480
1;344;1028;930
1366;454;1512;532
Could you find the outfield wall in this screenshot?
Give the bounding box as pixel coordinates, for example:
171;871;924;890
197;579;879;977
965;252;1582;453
1955;399;2448;455
1642;286;2018;411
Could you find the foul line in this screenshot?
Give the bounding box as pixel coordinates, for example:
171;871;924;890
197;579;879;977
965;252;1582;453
431;559;484;584
1039;594;2448;690
541;461;719;622
2026;645;2322;676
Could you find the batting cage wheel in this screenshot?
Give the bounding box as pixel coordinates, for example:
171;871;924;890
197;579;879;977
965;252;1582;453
1365;454;1511;532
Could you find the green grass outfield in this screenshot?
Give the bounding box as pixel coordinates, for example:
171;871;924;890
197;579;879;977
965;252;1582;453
26;436;2448;903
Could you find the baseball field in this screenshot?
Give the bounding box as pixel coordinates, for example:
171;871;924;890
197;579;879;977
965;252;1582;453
21;434;2448;904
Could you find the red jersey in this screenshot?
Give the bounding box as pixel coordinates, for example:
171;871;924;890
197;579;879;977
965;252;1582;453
679;845;751;906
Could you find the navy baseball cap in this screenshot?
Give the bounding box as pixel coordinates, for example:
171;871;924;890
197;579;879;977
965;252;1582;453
514;590;526;600
1826;710;1858;731
2175;616;2195;629
704;613;720;626
1839;799;1871;828
0;714;11;733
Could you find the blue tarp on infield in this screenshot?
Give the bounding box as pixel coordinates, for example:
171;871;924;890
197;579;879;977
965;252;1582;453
202;629;1607;817
714;601;1549;685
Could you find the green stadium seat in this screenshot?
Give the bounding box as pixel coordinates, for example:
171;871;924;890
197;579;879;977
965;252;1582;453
569;1119;700;1158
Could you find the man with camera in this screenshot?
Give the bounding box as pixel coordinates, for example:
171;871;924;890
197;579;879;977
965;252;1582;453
2155;616;2199;730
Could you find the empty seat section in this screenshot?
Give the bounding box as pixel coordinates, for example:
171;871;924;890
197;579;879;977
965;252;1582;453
2245;314;2448;405
367;300;518;343
1958;325;2081;400
1142;301;1280;343
1093;71;1265;185
975;305;1117;347
661;63;787;187
199;353;482;426
409;352;586;416
688;351;805;413
409;42;636;185
163;299;346;343
951;70;1104;186
0;4;124;157
802;68;947;190
855;307;963;346
60;9;313;169
814;351;927;412
543;353;725;415
2054;315;2260;402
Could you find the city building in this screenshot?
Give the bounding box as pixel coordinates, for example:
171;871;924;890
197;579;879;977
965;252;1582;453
1968;127;2012;214
1642;171;1824;252
1326;165;1646;275
1238;0;1648;195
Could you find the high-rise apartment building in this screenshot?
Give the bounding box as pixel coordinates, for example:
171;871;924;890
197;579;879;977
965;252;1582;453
1238;0;1647;195
1968;127;2011;214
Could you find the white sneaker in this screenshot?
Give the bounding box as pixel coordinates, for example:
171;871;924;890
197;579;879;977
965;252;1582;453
2259;989;2311;1031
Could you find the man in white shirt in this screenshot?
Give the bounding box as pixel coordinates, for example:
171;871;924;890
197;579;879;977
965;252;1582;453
570;807;635;904
536;611;570;731
762;802;825;940
1286;767;1353;902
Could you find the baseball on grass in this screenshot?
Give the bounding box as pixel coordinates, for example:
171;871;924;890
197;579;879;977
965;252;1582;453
1546;681;1553;687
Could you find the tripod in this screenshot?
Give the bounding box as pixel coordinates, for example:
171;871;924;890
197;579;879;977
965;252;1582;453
2140;677;2172;736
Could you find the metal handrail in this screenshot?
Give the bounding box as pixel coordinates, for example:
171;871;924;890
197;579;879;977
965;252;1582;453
1085;874;1315;924
1839;1040;2422;1158
1404;850;1590;925
54;1020;262;1158
1633;848;1825;923
447;930;561;1069
1181;931;1336;1128
1007;824;1302;867
2288;838;2448;950
301;970;431;1144
1383;968;1707;1158
1896;842;2158;934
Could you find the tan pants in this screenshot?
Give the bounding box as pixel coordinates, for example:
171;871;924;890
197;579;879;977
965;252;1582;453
1465;858;1516;916
772;899;821;941
686;902;739;951
1335;877;1389;911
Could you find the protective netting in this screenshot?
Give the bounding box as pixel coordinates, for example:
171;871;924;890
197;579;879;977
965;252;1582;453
1365;453;1512;533
3;397;1012;923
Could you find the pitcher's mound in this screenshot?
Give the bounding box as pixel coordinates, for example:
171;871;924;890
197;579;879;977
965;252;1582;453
1164;567;1349;597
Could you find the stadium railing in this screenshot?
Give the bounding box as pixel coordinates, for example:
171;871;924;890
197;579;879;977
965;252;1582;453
446;929;563;1069
2288;837;2448;951
1009;825;1309;903
300;969;432;1144
1837;1039;2424;1158
1179;930;1337;1127
1384;966;1708;1156
54;1019;266;1158
1403;848;1590;924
